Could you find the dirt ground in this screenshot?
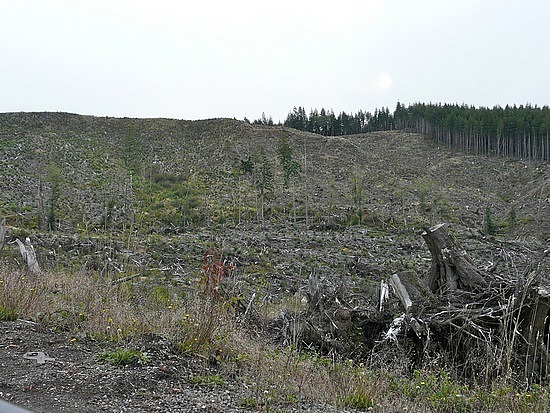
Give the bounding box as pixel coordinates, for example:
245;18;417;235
0;320;357;413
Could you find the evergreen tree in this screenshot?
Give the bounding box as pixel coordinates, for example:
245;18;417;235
277;136;301;188
281;103;550;162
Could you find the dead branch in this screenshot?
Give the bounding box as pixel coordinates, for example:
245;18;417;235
0;217;5;256
110;273;140;286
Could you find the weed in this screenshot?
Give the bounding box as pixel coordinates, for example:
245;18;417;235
174;299;228;355
397;370;485;412
96;348;149;366
187;374;226;386
202;247;233;299
240;396;259;408
340;389;374;409
0;306;18;321
0;271;41;321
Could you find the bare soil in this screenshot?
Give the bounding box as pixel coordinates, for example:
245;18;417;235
1;320;356;413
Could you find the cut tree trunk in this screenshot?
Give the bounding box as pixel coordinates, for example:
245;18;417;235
422;223;488;294
15;237;41;274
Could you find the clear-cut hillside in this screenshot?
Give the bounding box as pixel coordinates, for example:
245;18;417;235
0;111;547;242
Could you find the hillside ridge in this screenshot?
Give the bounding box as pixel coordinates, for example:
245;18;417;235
1;111;547;239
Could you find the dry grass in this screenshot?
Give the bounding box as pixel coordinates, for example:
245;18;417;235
1;264;549;411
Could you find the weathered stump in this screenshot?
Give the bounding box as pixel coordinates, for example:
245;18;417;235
422;223;488;294
15;237;41;275
376;224;549;382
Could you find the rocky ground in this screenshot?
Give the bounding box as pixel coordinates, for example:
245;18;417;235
1;319;361;413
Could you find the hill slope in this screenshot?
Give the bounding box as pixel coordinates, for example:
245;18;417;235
0;110;547;301
1;112;548;238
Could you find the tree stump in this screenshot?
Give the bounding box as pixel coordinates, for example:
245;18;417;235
422;223;488;294
15;237;41;275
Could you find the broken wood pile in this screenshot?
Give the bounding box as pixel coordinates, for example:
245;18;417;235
279;223;549;384
380;224;550;383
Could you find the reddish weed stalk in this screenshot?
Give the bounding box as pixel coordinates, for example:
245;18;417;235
202;247;233;299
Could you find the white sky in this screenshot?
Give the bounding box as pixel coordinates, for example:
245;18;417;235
1;0;548;122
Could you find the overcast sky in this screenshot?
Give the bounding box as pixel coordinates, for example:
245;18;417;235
1;0;548;122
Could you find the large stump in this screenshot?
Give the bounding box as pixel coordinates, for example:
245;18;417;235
285;222;548;383
422;223;488;294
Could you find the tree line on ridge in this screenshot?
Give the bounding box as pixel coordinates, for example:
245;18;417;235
255;103;550;162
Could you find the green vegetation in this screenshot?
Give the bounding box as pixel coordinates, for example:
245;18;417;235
46;167;59;231
277;136;301;222
484;206;499;235
134;168;205;231
0;272;39;321
507;205;517;229
97;348;149;366
349;168;366;225
187;374;226;386
252;147;274;223
484;205;519;235
0;306;18;321
277;136;300;188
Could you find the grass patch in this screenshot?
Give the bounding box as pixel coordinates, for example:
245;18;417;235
96;348;149;366
187;374;226;386
0;306;18;321
0;271;41;321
